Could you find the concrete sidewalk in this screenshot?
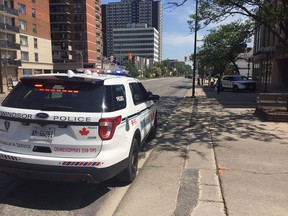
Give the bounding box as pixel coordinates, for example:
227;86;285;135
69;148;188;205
113;87;225;216
114;85;288;216
1;85;287;216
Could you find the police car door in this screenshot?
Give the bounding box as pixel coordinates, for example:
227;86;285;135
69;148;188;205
129;82;152;140
221;76;229;88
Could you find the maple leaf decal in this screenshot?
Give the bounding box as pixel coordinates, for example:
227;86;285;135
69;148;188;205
79;127;90;136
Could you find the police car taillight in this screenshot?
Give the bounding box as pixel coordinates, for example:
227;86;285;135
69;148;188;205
99;116;122;140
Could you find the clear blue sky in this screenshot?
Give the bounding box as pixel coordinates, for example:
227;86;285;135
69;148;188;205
101;0;243;62
162;0;198;61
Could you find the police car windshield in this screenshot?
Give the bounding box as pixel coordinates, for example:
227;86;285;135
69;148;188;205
2;80;105;112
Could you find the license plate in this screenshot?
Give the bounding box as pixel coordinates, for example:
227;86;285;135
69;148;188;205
31;126;55;140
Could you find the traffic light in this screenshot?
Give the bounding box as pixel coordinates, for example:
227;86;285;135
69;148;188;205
110;55;114;63
128;53;132;61
184;56;188;62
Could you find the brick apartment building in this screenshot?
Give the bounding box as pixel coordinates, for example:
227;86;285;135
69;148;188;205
0;0;18;93
50;0;102;72
16;0;53;77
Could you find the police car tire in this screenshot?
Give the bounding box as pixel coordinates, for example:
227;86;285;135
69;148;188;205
147;114;157;141
233;85;239;92
117;137;139;183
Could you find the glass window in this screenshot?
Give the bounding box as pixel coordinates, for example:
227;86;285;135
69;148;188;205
104;85;126;112
34;38;38;48
129;82;147;105
23;69;32;75
2;79;105;113
21;52;29;61
32;8;36;17
34;69;42;74
35;53;38;62
20;35;28;46
32;24;37;32
18;4;26;14
19;20;27;30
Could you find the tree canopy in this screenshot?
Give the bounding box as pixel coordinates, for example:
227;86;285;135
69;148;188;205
184;0;288;45
197;21;253;76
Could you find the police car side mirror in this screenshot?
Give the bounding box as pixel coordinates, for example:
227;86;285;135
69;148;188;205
146;91;160;102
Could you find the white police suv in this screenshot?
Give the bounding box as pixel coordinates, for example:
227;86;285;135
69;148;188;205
220;75;257;92
0;70;159;183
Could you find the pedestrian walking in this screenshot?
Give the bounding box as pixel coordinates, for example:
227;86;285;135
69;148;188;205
216;78;222;94
197;77;201;85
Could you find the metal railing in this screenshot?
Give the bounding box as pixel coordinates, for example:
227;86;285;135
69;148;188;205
0;23;19;33
0;5;18;16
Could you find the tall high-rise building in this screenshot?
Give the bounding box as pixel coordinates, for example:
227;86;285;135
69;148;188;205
0;0;20;93
16;0;53;77
49;0;102;72
113;23;159;64
102;0;162;63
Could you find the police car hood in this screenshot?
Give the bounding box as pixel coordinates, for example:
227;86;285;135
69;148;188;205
0;106;102;158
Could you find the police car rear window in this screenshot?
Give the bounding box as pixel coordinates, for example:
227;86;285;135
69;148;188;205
2;80;105;112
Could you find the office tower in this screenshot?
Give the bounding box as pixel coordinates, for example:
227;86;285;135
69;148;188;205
49;0;102;72
113;23;159;64
102;0;162;63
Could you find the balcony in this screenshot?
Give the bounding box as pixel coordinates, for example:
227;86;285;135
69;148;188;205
0;5;18;18
0;23;19;34
50;9;70;15
49;0;70;5
7;59;22;66
50;27;71;33
0;40;20;50
50;19;71;24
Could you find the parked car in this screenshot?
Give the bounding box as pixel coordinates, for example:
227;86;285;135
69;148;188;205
0;70;160;184
220;75;257;92
185;74;193;79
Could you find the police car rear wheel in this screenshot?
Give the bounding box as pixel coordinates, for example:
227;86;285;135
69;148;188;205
117;137;139;183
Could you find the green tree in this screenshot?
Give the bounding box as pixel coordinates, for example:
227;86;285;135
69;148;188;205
143;66;154;78
122;61;139;77
197;21;253;76
153;66;162;77
184;0;288;45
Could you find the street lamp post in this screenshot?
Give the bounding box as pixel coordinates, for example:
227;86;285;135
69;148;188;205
0;48;3;94
192;0;199;98
247;58;250;79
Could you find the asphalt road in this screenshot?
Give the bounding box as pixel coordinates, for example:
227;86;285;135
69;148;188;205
0;77;191;216
1;78;287;216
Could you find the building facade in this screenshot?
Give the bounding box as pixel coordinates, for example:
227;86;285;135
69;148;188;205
113;23;159;64
0;0;21;93
16;0;53;78
49;0;102;72
236;48;253;78
102;0;162;63
253;0;288;90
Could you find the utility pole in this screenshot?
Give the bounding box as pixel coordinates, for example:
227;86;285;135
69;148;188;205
0;48;3;94
192;0;198;98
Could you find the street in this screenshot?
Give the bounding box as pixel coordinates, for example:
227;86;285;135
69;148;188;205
0;77;288;216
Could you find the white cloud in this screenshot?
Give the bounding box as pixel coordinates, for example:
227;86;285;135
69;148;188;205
163;31;206;47
162;31;206;60
163;32;194;46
